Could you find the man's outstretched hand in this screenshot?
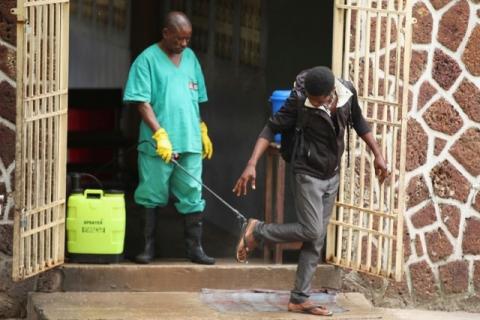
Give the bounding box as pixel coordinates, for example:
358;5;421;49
233;164;256;196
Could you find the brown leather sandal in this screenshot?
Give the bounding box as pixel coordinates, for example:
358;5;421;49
288;301;333;316
235;219;258;263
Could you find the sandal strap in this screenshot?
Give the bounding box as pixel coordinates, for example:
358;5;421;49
236;219;258;262
305;305;326;311
293;303;332;316
236;221;251;262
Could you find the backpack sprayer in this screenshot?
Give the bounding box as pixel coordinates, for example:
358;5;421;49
64;139;248;263
66;172;126;263
70;140;249;232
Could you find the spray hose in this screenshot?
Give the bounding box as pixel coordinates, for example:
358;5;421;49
171;156;247;226
139;140;248;228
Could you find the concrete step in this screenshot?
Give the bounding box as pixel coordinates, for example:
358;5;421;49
28;291;385;320
59;259;343;292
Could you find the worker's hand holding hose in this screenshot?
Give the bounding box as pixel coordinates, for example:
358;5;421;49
152;128;173;163
233;163;256;196
200;122;213;159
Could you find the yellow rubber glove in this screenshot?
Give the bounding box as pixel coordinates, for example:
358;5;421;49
152;128;173;163
200;122;213;160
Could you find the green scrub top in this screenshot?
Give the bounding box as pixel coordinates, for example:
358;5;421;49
123;44;208;155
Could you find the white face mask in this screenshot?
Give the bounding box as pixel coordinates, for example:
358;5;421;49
323;90;337;110
305;88;335;107
334;79;353;108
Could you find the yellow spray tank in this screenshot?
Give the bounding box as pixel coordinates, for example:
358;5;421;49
67;189;125;263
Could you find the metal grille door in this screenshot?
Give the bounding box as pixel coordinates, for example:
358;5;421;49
326;0;413;281
12;0;69;281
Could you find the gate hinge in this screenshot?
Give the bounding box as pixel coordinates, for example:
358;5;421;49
0;195;4;218
21;208;27;229
21;217;27;229
10;8;28;24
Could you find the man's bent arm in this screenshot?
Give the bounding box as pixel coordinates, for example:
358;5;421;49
360;131;382;159
246;137;270;167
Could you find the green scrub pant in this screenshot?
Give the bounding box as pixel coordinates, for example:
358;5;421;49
135;152;205;214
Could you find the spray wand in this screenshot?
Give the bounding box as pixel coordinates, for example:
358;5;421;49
171;154;248;228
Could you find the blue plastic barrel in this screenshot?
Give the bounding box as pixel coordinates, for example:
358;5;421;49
269;90;291;143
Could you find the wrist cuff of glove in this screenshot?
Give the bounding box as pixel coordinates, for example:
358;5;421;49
153;128;167;139
200;122;208;133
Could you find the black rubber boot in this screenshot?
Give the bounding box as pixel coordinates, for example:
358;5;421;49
184;213;215;265
135;207;156;264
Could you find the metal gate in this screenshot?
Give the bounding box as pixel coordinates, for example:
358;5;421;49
12;0;69;281
326;0;413;281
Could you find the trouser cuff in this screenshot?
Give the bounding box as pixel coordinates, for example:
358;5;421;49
289;291;309;304
253;221;265;244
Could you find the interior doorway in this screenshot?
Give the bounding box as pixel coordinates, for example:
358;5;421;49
66;0;334;261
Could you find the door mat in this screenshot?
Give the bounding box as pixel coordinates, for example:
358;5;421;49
200;289;347;313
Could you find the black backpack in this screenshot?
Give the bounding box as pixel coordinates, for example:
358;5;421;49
279;70;309;163
279;98;308;163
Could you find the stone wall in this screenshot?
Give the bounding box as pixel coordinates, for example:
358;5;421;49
343;0;480;312
405;0;480;310
0;0;22;317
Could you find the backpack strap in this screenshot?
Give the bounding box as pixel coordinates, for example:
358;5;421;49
290;97;309;163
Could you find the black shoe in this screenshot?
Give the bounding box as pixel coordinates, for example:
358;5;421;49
184;213;215;265
135;208;156;264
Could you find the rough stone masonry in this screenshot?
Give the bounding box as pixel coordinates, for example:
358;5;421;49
343;0;480;313
0;1;23;317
